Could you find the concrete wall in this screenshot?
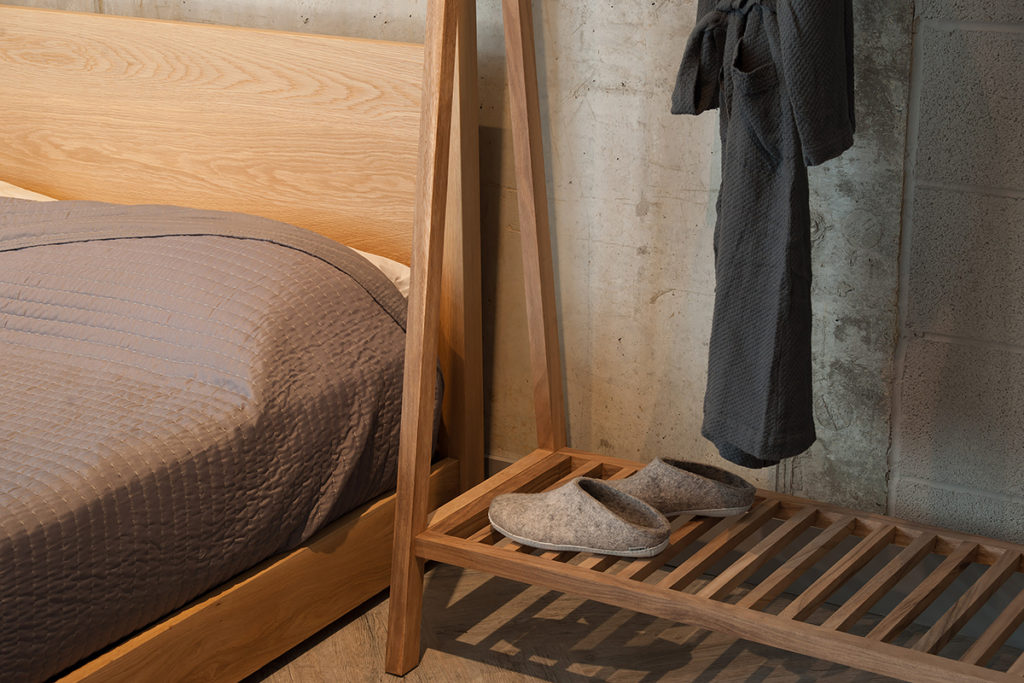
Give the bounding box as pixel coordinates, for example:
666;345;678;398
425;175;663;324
10;0;1020;542
890;0;1024;542
489;0;913;513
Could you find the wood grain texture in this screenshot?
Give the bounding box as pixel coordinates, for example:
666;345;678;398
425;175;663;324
0;6;422;263
963;587;1024;666
914;550;1020;655
416;531;1012;682
737;515;859;611
867;540;978;643
502;0;567;450
697;505;820;600
385;0;460;673
778;525;898;622
411;448;1024;680
657;500;782;592
256;565;911;682
822;532;938;632
438;0;486;492
59;459;459;683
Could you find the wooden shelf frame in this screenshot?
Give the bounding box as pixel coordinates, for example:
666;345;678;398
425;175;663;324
417;449;1024;682
385;1;1024;681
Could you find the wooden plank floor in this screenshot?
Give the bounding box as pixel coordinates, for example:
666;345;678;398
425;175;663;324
249;566;911;682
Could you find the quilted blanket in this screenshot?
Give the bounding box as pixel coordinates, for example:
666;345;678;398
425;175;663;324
0;198;414;681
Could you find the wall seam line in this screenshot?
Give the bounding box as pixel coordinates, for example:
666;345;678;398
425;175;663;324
887;9;926;518
891;474;1024;505
916;179;1024;200
920;17;1024;34
914;331;1024;354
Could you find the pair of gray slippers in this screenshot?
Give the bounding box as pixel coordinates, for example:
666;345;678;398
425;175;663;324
488;458;756;558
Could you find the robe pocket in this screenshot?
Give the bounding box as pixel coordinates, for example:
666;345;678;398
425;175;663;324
730;60;782;167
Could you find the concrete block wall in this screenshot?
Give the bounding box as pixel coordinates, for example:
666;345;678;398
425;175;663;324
891;2;1024;541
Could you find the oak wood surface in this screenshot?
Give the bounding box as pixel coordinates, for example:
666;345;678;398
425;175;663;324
417;450;1024;681
867;540;978;643
439;0;486;493
415;531;1012;682
0;6;422;263
822;531;938;632
778;525;899;622
963;585;1024;666
697;505;820;600
736;515;859;610
502;0;567;450
914;550;1020;655
657;500;783;592
260;565;922;682
385;0;460;673
256;565;910;682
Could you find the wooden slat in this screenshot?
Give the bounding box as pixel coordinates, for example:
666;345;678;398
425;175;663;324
384;0;460;673
823;532;937;632
779;524;898;621
575;554;624;573
736;515;858;610
502;0;567;451
766;489;1021;567
657;501;782;591
429;449;562;535
416;531;1011;683
962;588;1024;666
439;0;484;492
466;526;504;545
1007;652;1024;676
914;550;1021;654
617;517;722;583
697;506;819;600
868;541;978;643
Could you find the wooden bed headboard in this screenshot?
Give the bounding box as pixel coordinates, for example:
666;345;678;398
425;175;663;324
0;3;483;489
0;6;421;264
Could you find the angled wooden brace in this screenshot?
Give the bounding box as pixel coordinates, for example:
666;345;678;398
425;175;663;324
385;0;461;674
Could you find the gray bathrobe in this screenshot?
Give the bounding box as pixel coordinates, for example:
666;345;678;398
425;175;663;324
672;0;855;468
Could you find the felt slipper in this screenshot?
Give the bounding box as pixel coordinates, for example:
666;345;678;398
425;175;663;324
606;458;756;518
488;477;670;558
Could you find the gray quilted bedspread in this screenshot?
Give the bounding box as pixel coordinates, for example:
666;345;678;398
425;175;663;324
0;198;412;681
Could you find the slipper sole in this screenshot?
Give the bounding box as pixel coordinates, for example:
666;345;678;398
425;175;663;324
488;514;669;558
664;505;752;518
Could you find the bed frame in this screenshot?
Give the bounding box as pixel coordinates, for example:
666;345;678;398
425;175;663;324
0;2;479;680
387;1;1024;681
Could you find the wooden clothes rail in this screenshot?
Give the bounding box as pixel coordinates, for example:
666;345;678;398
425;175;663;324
385;1;1024;681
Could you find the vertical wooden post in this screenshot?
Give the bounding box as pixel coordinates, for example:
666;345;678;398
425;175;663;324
385;0;459;674
502;0;568;451
440;0;485;491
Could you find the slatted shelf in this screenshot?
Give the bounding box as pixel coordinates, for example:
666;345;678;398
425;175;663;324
416;448;1024;682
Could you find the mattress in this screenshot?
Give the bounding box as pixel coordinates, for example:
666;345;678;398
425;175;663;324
0;197;421;681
